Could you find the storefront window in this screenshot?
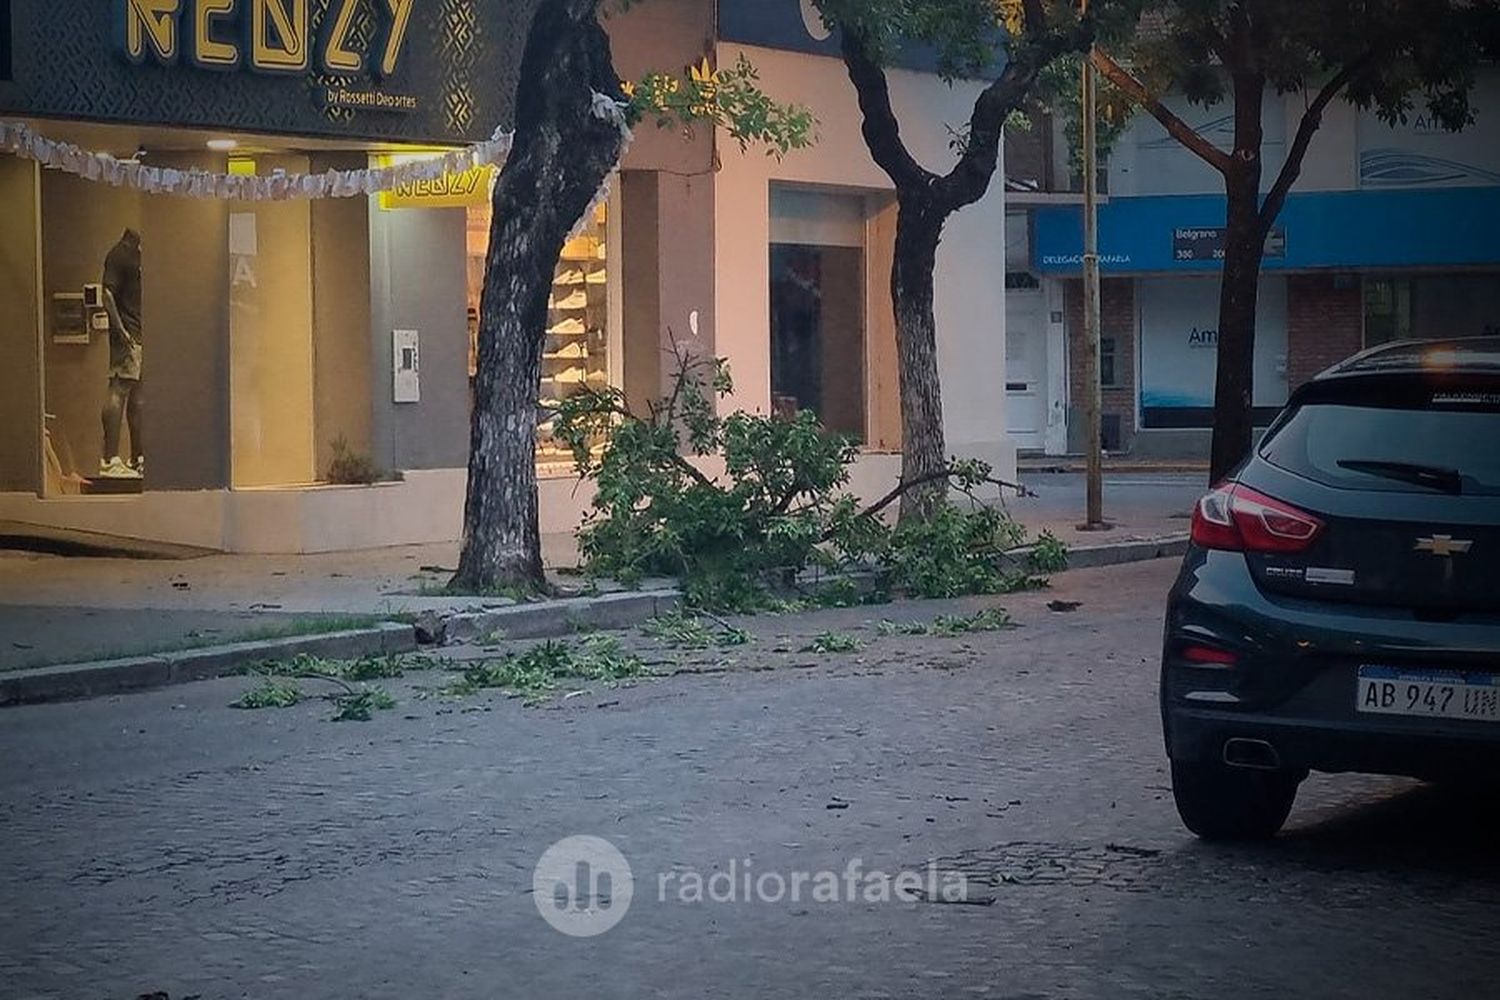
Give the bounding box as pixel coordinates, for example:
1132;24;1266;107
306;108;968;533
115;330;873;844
1137;275;1288;429
770;243;866;438
26;141;376;498
229;155;317;489
1365;275;1500;347
467;195;618;466
767;187;870;441
38;172;147;495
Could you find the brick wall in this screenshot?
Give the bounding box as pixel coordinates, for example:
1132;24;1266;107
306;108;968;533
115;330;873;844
1287;274;1364;390
1065;278;1137;452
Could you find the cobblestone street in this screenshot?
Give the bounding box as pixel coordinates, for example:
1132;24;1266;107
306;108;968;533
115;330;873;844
2;559;1497;999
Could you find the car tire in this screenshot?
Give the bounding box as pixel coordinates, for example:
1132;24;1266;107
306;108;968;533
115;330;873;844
1170;759;1300;841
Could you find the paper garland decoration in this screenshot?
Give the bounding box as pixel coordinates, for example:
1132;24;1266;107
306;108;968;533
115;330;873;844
0;92;633;207
0;119;516;201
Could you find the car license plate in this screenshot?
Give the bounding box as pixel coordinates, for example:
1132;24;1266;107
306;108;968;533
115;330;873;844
1356;666;1500;722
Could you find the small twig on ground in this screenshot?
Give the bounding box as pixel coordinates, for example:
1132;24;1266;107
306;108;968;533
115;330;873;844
289;672;359;698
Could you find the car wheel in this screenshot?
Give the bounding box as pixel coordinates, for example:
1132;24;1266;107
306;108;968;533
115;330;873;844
1170;759;1300;841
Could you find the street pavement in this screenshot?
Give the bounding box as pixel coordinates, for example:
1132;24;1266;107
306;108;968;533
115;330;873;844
3;558;1496;999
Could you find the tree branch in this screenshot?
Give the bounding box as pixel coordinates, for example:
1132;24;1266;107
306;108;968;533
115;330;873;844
933;60;1034;210
934;18;1093;212
822;468;1032;542
669;451;718;490
1258;54;1375;229
838;21;938;191
1091;48;1234;175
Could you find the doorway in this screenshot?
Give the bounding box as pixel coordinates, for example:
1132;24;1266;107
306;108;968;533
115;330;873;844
1005;287;1048;452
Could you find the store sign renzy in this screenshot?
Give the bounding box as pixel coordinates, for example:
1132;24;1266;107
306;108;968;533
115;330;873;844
117;0;417;78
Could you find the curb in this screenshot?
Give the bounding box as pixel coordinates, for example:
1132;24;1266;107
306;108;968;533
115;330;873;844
420;589;684;645
1001;533;1189;575
0;590;685;708
1065;534;1190;570
0;623;416;708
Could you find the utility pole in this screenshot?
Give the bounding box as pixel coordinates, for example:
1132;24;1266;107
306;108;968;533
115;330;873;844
1079;0;1109;531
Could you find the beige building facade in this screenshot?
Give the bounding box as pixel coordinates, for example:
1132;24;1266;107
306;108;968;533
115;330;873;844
0;0;1016;556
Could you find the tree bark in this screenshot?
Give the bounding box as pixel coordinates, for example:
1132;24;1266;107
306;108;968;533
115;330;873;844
891;196;948;520
1211;170;1267;482
1208;69;1268;484
451;0;624;593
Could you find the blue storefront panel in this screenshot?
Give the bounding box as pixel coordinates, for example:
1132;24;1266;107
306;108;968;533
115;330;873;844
1034;187;1500;274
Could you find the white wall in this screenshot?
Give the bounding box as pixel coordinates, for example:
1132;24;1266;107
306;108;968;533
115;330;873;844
1108;90;1287;197
1104;68;1500;198
1356;70;1500;189
713;42;1015;484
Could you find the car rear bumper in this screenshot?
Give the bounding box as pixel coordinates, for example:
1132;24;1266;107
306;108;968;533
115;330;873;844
1166;704;1500;779
1163;549;1500;780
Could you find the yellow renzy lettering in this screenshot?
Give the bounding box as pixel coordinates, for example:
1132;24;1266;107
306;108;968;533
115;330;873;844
250;0;309;73
375;0;417;79
319;0;364;74
188;0;240;69
121;0;182;65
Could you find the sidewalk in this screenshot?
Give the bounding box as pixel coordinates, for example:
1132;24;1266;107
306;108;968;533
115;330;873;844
1005;469;1202;550
1017;454;1211;475
0;544;538;672
0;471;1197;674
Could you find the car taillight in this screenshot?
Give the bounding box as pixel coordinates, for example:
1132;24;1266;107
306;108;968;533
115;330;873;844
1190;483;1324;554
1181;643;1238;666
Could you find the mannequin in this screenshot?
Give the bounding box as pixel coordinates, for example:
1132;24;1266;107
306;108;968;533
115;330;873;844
100;228;144;478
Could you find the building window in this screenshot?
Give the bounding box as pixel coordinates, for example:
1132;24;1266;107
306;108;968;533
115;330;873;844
1365;274;1500;346
1364;278;1414;347
768;187;868;441
1100;336;1120;388
769;244;865;439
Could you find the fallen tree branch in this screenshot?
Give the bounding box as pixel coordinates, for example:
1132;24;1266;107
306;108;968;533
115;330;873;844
822;468;1032;543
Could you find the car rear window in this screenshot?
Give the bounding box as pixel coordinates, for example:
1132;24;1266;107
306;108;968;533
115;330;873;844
1260;387;1500;496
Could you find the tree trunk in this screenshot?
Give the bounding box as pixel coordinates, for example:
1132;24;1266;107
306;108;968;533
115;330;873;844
891;196;948;522
451;0;624;593
1208;68;1268;484
833;19;1074;525
1209;168;1267;483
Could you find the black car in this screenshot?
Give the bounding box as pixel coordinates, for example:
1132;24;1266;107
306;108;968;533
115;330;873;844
1162;337;1500;840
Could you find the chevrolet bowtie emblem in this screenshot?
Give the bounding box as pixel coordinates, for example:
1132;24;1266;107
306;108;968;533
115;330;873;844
1416;535;1474;557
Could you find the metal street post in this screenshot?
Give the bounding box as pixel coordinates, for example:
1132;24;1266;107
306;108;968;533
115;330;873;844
1079;8;1107;530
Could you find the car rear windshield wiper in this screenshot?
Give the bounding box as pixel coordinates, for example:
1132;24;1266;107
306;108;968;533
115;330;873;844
1336;459;1463;494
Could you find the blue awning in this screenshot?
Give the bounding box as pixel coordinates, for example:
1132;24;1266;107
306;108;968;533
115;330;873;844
1033;187;1500;274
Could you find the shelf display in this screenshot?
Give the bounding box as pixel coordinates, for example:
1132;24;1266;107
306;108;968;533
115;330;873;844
466;196;614;466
